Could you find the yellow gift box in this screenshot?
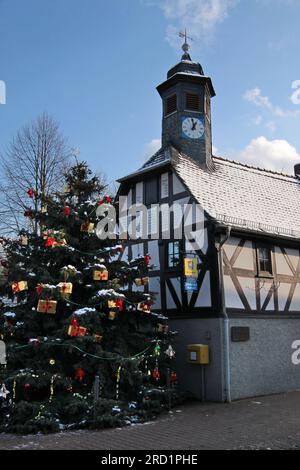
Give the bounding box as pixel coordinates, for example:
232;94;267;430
37;300;57;314
93;270;109;281
134;277;149;287
108;311;116;320
12;281;28;294
58;282;73;298
108;300;116;309
81;222;95;233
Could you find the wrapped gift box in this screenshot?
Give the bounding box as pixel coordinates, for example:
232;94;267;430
58;282;73;299
12;281;28;294
134;277;149;287
37;300;57;314
137;302;151;313
93;270;109;281
81;222;95;233
108;300;116;308
108;311;116;320
94;334;103;343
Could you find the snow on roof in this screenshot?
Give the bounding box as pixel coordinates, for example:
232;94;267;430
121;145;300;239
173;151;300;238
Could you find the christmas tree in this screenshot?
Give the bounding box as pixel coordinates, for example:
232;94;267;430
0;162;177;434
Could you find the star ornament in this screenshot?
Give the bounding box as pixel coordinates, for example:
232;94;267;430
0;383;10;399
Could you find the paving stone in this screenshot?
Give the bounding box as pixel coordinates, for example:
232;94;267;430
1;392;300;450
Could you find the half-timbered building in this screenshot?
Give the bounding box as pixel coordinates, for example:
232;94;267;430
117;39;300;402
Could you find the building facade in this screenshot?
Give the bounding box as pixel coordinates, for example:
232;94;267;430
117;41;300;401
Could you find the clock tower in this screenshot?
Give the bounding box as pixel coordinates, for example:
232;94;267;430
157;35;216;169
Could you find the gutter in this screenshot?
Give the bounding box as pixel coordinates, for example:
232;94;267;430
216;226;231;403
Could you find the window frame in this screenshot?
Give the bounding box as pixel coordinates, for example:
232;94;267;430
165;240;182;272
256;243;273;278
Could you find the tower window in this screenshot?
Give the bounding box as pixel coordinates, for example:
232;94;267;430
165;94;177;116
256;245;273;276
186;93;200;111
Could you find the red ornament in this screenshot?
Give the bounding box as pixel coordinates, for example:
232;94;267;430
64;206;70;216
152;367;160;382
24;210;33;218
145;255;151;266
36;284;42;297
112;244;124;254
75;367;85;382
45;237;55;248
170;372;178;386
68;319;79;337
24;383;31;389
27;188;34;199
98;195;112;206
116;299;124;312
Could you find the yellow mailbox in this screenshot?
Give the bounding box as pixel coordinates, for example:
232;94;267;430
187;344;209;365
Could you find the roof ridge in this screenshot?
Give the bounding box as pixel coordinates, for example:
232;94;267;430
212;155;299;182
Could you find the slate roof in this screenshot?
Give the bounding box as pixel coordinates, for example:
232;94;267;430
173;150;300;239
119;146;300;239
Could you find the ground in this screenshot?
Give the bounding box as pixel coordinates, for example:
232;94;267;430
1;391;300;450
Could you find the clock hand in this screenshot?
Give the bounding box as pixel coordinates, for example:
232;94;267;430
191;119;197;131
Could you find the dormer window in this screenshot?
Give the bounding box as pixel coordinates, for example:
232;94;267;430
186;93;200;111
165;94;177;116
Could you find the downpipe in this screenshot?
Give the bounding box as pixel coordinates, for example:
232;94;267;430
216;226;231;403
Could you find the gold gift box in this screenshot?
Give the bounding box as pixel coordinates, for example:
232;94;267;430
12;281;28;294
37;300;57;314
93;270;109;281
108;300;116;308
94;334;103;343
58;282;73;298
134;277;149;287
81;222;95;233
108;311;116;320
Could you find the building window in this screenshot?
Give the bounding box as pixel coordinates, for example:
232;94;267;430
166;241;181;270
257;245;273;276
145;177;158;205
165;94;177;116
186;93;200;111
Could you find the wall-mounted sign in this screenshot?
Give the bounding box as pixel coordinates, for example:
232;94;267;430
184;278;198;293
184;258;198;279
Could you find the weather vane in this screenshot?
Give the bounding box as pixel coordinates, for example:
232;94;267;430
179;29;193;60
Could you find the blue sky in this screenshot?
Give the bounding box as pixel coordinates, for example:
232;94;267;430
0;0;300;182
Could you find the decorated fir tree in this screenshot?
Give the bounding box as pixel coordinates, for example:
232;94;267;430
0;162;177;434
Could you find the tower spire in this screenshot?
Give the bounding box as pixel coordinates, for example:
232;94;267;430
179;29;193;61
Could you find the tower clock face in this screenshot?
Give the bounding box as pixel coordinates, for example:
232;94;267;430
182;117;204;140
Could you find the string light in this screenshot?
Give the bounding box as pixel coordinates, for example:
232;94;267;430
116;366;122;400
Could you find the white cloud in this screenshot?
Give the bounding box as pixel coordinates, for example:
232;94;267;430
149;0;238;48
238;136;300;174
291;80;300;105
244;87;300;118
142;138;161;161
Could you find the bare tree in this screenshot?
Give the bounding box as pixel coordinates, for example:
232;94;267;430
0;113;71;235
